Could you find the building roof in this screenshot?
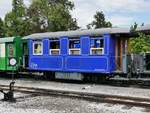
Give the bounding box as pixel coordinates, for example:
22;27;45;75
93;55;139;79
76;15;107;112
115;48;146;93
23;27;130;40
136;25;150;33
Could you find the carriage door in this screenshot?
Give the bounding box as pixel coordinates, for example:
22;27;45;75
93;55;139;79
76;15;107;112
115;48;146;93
23;42;29;68
115;38;128;73
116;39;122;71
122;39;128;73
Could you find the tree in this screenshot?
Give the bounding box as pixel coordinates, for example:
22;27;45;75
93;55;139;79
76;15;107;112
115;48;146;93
4;0;30;36
129;22;150;53
0;18;5;37
27;0;79;33
87;11;112;29
130;33;150;53
3;0;79;36
130;22;138;32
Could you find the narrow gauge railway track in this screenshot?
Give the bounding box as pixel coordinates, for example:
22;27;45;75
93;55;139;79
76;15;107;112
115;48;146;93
1;73;150;89
0;85;150;108
18;73;150;88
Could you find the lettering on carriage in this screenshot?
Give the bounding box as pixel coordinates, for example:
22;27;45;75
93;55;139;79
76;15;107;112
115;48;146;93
31;63;38;68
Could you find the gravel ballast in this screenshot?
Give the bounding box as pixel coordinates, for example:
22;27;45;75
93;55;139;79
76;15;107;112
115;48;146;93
0;94;148;113
0;78;149;112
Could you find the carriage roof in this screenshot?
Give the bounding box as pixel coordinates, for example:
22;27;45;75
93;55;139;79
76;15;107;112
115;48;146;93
0;37;15;43
23;27;130;40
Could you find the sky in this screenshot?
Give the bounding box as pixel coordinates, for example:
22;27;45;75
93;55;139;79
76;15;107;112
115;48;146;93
0;0;150;28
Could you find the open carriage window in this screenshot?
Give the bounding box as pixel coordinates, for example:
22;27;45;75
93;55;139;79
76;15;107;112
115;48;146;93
49;40;60;55
90;38;104;55
69;39;80;55
33;41;43;55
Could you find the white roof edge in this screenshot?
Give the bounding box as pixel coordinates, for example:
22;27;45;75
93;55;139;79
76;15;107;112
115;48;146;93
0;37;15;43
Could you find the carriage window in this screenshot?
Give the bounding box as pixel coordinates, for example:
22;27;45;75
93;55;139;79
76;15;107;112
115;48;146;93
90;39;104;55
33;42;43;55
69;40;80;55
0;44;5;57
49;41;60;55
8;44;14;57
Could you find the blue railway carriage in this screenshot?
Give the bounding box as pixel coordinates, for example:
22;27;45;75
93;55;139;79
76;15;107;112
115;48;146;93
24;28;131;80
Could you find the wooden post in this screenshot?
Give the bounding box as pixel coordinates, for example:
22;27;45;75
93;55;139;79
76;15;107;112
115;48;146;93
115;39;118;70
120;39;123;71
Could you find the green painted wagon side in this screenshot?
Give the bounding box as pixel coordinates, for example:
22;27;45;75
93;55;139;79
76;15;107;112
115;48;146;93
0;36;23;71
0;57;6;70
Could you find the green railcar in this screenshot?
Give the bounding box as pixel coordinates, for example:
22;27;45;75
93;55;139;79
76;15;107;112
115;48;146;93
0;36;23;71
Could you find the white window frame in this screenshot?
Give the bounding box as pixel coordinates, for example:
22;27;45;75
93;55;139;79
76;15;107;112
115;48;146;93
69;48;81;55
90;48;104;55
33;41;43;55
50;49;60;55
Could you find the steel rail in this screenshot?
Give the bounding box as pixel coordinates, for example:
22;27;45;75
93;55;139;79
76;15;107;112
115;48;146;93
0;85;150;108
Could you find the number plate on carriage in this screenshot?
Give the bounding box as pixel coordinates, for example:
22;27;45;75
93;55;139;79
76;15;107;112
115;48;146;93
55;72;83;80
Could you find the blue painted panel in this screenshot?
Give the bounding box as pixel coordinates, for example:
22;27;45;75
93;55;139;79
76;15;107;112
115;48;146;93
103;34;110;55
81;36;90;55
29;40;33;55
60;37;68;55
43;39;49;55
109;37;116;72
29;56;63;70
66;56;108;73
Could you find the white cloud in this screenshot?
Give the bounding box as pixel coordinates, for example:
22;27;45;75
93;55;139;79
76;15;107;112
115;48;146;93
0;0;31;19
107;15;134;27
0;0;12;19
72;0;150;13
71;0;150;28
95;0;150;12
24;0;31;7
